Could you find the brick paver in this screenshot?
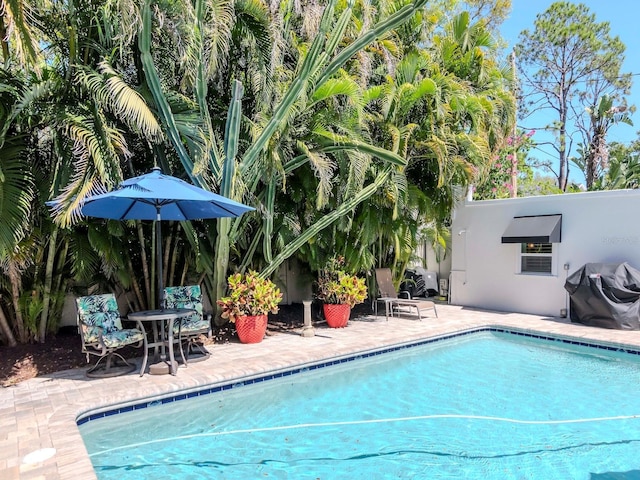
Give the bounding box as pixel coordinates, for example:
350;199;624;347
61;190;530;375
2;304;640;479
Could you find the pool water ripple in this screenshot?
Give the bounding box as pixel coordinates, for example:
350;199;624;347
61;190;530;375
80;331;640;479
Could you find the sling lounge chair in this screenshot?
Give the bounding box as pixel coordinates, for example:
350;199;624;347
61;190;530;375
374;268;438;321
75;293;145;377
163;285;212;365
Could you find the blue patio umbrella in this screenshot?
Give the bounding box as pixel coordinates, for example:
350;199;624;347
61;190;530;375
69;167;253;308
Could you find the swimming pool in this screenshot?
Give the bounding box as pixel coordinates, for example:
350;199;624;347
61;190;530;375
79;329;640;479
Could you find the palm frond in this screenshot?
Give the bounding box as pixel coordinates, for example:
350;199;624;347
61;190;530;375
1;0;41;68
310;75;364;109
0;140;33;251
68;232;101;283
203;0;234;75
49;110;127;227
74;62;163;141
0;78;58;146
395;52;426;85
296;139;335;209
234;0;274;94
343;148;371;200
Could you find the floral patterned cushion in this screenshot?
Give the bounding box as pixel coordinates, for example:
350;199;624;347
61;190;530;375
101;328;145;348
76;293;143;346
163;285;211;334
76;294;124;343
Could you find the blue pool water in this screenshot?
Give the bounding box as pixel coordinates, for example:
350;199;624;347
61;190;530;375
79;330;640;479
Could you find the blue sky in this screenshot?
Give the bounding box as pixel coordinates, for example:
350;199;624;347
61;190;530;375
498;0;639;183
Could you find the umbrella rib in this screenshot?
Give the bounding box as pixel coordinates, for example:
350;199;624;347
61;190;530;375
211;202;245;218
121;202;137;220
120;198;161;220
176;203;190;221
173;201;246;219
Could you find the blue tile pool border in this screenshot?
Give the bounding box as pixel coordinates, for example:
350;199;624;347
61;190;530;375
76;326;640;426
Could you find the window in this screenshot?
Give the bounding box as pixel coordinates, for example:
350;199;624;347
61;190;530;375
520;243;553;274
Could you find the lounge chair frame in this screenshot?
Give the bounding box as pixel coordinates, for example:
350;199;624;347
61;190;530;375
374;268;438;321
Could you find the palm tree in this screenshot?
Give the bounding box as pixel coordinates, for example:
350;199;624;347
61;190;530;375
582;95;633;189
0;0;168;341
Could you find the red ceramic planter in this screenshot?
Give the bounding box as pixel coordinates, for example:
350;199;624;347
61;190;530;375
235;314;268;343
323;303;351;328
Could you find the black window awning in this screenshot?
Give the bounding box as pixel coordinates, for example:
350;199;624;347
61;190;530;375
501;214;562;244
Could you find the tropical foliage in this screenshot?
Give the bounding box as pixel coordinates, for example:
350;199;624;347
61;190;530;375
0;0;516;344
217;271;282;323
592;141;640;190
315;256;367;307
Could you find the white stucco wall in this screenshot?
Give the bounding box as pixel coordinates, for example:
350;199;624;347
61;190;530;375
450;189;640;317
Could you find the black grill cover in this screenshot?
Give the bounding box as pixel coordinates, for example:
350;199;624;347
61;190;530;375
564;262;640;330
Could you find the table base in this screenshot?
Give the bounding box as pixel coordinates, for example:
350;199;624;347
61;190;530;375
148;360;179;375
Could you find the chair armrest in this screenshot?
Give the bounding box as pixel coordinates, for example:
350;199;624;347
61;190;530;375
399;290;412;299
78;321;108;354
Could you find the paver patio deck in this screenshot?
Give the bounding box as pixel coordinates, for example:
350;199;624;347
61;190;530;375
3;304;640;479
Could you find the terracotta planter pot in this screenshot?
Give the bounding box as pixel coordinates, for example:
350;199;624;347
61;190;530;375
235;314;268;343
323;303;351;328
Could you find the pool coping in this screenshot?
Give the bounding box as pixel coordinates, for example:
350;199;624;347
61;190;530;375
5;304;640;479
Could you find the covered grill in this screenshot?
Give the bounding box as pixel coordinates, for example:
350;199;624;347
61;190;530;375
564;262;640;330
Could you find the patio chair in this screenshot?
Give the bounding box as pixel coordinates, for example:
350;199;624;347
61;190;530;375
75;293;145;378
374;268;438;321
163;285;212;365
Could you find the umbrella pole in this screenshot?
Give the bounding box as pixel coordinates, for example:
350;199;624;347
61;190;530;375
156;210;164;309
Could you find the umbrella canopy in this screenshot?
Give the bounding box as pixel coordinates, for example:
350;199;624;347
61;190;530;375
74;167;254;308
80;167;253;220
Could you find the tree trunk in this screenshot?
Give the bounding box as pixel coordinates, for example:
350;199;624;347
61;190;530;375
510;51;518;198
0;17;9;63
38;227;58;343
163;221;173;289
126;253;144;312
168;223;179;287
558;125;568;191
0;302;17;346
586;129;606;189
558;84;569;191
213;217;231;326
7;262;27;342
586;149;596;189
54;237;69;295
